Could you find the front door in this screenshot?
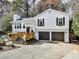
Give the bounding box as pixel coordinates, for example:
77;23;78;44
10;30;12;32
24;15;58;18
26;27;30;33
26;26;34;33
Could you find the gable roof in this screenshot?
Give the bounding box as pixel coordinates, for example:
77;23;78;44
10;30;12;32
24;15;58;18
33;8;69;19
11;8;69;23
10;17;35;23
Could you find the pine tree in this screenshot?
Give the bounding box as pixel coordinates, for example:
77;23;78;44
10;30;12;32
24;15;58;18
72;13;79;36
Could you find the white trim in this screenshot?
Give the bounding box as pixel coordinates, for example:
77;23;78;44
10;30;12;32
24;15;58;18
33;8;69;19
36;32;39;40
64;31;69;42
36;30;69;42
36;29;69;32
49;32;52;42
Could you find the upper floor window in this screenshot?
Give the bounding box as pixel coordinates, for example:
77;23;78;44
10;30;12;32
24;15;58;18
56;17;65;26
38;19;44;26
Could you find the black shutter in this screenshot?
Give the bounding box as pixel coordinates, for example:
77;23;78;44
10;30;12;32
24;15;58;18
43;18;44;26
56;17;58;25
63;17;65;25
38;19;39;26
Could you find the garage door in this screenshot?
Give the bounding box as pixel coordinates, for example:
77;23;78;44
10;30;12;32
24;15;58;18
52;32;64;41
39;32;49;40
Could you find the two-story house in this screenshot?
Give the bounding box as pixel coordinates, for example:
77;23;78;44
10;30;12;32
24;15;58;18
11;9;69;42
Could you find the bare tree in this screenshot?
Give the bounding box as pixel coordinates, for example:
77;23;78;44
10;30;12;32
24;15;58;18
12;0;36;17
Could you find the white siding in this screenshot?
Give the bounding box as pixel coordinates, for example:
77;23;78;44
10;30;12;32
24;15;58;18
12;22;26;33
34;9;69;42
35;10;69;30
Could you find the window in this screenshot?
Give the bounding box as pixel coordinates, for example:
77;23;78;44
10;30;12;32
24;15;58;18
23;24;25;29
38;19;44;26
17;23;19;28
15;23;21;29
15;23;17;29
59;18;63;26
56;17;65;26
19;23;21;28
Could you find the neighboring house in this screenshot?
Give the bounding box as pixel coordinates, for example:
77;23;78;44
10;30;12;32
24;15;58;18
11;9;69;42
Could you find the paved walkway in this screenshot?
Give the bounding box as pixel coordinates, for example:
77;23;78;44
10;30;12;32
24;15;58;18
0;41;79;59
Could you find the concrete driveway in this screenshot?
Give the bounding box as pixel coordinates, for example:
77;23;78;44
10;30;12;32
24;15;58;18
0;40;79;59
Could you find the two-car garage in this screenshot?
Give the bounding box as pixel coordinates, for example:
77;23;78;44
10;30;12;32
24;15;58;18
39;32;64;41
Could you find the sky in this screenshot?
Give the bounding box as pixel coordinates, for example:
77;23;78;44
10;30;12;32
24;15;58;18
7;0;13;2
61;0;71;3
